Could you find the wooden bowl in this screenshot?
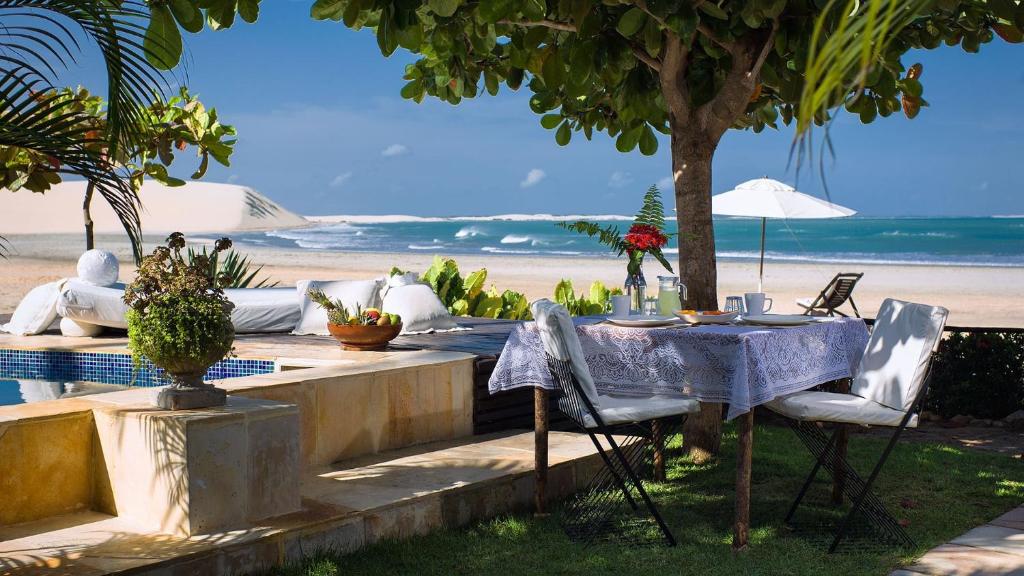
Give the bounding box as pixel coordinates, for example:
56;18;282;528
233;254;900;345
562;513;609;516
327;322;403;351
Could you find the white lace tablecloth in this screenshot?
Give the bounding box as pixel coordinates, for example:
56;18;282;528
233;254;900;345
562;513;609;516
488;318;870;420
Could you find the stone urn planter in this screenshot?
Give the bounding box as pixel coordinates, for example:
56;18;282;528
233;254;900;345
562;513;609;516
124;233;236;410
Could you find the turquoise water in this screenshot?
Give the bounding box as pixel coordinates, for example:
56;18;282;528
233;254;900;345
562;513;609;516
236;216;1024;268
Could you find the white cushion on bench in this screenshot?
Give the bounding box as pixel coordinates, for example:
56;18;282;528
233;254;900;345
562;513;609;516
766;391;917;428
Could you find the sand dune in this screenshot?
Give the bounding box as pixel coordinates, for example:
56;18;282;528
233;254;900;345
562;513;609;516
0;181;307;235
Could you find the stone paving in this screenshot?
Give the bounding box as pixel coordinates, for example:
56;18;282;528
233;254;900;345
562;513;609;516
891;506;1024;576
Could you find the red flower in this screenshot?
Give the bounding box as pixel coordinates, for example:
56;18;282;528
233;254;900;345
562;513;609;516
625;224;667;252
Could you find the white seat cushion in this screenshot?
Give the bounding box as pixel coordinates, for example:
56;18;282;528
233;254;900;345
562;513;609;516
579;395;700;428
766;391;917;428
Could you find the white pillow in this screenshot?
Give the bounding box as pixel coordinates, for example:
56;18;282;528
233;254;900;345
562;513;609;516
60;317;104;337
292;279;383;336
77;249;119;286
382;283;458;334
1;280;65;336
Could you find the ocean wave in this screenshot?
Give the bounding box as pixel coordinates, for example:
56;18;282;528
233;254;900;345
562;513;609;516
716;250;1024;268
500;234;532;244
455;226;487;238
880;231;956;238
307;213;634;224
481;246;540;255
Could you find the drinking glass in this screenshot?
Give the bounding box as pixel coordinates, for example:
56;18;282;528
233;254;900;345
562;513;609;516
724;296;745;315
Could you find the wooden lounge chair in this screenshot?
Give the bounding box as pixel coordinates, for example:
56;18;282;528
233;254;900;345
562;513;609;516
797;272;864;317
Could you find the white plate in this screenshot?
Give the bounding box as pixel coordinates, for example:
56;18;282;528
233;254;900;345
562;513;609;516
741;314;813;326
674;310;739;324
606;315;682;328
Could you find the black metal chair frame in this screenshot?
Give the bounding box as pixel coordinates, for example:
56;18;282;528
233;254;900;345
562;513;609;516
545;355;681;546
801;272;864;318
780;358;934;553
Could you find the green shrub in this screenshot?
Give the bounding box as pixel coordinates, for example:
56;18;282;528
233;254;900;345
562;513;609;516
413;256;532;320
124;233;235;385
925;332;1024;419
554;279;621;316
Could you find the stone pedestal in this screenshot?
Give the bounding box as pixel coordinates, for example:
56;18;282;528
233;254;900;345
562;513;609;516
93;396;301;536
152;384;227;410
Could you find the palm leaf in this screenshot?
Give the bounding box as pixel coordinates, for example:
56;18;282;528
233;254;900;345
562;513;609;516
556;220;629;256
0;0;175;260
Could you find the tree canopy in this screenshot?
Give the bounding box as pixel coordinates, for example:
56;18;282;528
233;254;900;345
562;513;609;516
301;0;1021;153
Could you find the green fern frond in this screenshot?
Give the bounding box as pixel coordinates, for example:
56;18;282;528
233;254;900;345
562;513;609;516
633;185;673;234
555;221;628;255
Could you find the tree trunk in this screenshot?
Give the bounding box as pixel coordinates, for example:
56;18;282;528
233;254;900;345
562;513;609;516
83;181;96;250
671;132;723;463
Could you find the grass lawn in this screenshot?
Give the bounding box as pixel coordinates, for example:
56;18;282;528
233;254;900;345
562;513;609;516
267;423;1022;576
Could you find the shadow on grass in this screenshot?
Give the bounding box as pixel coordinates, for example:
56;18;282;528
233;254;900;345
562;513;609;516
261;422;1022;576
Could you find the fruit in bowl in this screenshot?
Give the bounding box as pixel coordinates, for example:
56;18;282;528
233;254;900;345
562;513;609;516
308;289;402;351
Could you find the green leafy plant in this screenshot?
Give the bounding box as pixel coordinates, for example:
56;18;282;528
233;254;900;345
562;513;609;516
403;256;532;320
559;185;675;277
187;246;277;289
307;288;399;327
926;332;1024;420
123;233;235;387
554;279;621;316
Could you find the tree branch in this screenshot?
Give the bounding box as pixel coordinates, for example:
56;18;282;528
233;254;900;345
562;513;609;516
498;19;577;32
627;41;662;72
697;24;735;54
748;19;779;79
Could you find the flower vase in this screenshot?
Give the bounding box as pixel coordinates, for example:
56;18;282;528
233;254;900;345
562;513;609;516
625;272;646;314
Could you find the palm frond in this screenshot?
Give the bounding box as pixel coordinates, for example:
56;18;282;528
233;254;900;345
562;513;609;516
0;0;176;261
793;0;927;139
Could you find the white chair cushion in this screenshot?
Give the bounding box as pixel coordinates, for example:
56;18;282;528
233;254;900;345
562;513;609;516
850;299;948;412
531;299;601;407
580;395;700;428
767;391;918;428
293;279;384;336
382;283;458;334
2;280;66;335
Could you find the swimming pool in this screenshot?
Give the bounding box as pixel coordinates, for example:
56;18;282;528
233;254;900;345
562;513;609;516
0;348;276;406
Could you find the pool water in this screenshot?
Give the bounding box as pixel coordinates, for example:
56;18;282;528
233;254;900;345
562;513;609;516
0;348;276;407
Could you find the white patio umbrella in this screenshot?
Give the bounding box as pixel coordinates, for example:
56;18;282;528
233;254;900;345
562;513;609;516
712;178;856;292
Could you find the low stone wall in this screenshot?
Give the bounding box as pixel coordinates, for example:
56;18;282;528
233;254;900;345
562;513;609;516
0;350;476;532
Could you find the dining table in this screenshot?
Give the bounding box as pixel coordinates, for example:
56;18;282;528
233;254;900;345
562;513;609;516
487;315;870;550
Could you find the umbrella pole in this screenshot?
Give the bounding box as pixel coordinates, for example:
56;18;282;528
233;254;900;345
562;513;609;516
758;217;766;293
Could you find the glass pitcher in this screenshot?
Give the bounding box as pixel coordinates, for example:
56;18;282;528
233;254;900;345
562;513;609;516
657;275;681;315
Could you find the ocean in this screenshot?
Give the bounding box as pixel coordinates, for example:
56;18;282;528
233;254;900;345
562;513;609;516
232;215;1024;268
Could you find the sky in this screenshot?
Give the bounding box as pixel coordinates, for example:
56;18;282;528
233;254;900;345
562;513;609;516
72;1;1023;217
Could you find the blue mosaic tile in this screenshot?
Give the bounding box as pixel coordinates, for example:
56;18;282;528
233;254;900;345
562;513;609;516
0;349;275;387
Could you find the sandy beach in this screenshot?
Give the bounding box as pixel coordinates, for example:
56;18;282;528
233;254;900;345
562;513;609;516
2;233;1022;328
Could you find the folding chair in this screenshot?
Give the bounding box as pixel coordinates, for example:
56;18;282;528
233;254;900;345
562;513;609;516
767;298;948;552
797;272;864;317
532;299;699;546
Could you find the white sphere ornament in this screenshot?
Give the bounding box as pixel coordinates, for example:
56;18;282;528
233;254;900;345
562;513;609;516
77;249;120;286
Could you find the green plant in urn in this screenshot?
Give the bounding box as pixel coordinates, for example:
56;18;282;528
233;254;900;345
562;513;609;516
124;232;235;409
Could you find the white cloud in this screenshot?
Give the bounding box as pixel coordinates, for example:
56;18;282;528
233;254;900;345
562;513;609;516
520;168;546;188
608;171;633;188
656;176;674;191
381;143;408;157
329;172;353;188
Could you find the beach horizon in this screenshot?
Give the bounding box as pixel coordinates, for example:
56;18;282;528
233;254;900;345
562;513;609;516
3;232;1021;328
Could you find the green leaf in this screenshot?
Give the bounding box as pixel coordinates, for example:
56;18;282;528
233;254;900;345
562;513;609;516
554;279;575;307
522;0;546;21
400;79;423;100
638;124;657;155
170;0;204;33
237;0;260;23
484;71;500;95
541;49;566;88
205;0;237;30
698;2;728;20
429;0;461;17
615;125;641;152
144;5;183;70
616;7;647;37
555;121;572;145
377;10;399;56
540;113;562;129
900;78;923;98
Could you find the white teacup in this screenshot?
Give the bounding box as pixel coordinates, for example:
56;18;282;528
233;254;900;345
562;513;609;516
744;292;773;315
611;295;631;317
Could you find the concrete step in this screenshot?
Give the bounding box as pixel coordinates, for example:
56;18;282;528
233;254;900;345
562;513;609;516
0;430;608;575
